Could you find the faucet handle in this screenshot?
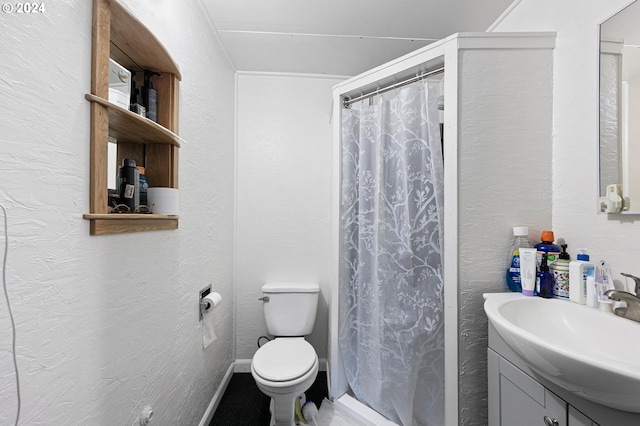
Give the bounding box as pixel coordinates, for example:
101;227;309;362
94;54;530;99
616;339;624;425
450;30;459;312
621;273;640;295
605;289;640;322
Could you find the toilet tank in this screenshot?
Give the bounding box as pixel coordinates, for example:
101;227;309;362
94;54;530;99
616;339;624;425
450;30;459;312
262;282;320;336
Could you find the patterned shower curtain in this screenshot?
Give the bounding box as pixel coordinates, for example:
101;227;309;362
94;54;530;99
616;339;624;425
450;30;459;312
339;81;445;426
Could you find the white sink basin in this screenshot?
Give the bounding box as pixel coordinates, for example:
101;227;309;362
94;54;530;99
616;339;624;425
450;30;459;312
484;292;640;412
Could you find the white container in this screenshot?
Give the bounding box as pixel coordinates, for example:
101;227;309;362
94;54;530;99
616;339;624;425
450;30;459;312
147;187;179;215
108;58;131;109
569;250;593;305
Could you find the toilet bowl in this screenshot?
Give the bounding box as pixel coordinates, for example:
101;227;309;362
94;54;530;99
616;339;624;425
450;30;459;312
250;282;320;426
251;338;319;426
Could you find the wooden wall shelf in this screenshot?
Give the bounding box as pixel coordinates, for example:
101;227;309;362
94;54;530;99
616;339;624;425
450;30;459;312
83;214;179;235
85;94;181;146
85;0;181;235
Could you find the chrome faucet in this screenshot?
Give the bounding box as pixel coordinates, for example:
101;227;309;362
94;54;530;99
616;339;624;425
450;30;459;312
605;289;640;323
621;272;640;295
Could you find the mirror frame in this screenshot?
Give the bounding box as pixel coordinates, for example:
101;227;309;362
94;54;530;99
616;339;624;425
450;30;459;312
598;1;640;214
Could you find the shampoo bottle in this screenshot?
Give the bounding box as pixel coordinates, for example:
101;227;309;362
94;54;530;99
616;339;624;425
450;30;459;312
569;250;592;305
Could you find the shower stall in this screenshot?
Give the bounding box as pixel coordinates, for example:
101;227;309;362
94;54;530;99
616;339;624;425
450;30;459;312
328;32;555;426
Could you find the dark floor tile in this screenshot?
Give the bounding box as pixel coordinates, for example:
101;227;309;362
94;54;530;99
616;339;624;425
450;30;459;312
210;371;328;426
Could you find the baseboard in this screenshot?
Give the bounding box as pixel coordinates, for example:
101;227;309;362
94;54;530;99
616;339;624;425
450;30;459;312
198;362;235;426
234;359;252;373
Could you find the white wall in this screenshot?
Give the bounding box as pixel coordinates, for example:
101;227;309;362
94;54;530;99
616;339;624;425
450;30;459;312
235;73;344;361
494;0;640;286
0;0;235;424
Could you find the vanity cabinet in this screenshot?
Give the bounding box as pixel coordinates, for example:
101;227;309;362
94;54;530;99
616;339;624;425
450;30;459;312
83;0;181;235
488;322;640;426
488;348;598;426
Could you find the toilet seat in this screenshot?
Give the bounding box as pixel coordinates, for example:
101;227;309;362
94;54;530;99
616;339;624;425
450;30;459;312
252;338;317;382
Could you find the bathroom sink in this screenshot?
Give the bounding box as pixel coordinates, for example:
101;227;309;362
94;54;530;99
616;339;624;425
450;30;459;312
484;293;640;412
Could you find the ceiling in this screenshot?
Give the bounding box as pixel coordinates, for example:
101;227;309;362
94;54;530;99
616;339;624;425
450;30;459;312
198;0;516;76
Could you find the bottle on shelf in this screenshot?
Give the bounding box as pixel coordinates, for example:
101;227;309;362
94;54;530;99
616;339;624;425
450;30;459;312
129;72;146;117
506;226;531;292
569;249;593;305
534;230;561;267
537;254;554;298
119;158;139;211
142;70;160;122
550;243;571;298
137;166;149;207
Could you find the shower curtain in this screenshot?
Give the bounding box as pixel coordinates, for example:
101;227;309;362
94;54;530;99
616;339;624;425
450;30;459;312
339;81;445;426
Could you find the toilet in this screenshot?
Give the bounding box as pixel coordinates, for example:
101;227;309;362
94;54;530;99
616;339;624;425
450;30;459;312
251;282;320;426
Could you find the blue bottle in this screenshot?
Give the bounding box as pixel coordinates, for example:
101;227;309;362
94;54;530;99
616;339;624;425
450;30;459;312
537;254;554;298
534;230;561;267
506;227;531;292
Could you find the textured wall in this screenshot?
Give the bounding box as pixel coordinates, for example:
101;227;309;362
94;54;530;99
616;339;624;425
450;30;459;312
494;2;640;289
235;73;344;361
457;47;553;425
0;0;235;424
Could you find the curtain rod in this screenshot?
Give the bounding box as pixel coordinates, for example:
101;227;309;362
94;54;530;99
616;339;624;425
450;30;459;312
342;66;444;108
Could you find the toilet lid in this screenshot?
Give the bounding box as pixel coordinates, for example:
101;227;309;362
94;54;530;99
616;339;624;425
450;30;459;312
252;339;317;382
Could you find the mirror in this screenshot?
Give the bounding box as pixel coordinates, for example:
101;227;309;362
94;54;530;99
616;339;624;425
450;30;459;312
599;1;640;213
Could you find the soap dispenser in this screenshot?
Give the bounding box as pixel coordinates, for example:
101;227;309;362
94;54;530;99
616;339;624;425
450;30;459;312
129;74;146;117
550;244;570;298
142;70;161;122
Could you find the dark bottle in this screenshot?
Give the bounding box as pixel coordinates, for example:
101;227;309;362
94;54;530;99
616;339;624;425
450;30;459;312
142;70;160;122
537;254;555;298
119;159;139;211
130;75;146;117
137;166;149;206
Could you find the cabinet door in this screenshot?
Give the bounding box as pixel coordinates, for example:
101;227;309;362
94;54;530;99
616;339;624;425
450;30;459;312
489;349;566;426
500;376;566;426
568;406;599;426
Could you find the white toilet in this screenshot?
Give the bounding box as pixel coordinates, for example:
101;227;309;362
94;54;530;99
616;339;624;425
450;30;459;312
251;282;320;426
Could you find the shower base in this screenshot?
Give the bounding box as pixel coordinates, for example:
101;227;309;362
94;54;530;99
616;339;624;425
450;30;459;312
334;394;398;426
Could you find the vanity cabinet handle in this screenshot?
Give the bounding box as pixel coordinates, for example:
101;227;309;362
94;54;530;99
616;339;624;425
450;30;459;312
543;416;559;426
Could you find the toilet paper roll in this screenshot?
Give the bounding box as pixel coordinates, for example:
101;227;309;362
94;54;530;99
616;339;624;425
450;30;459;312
202;292;222;348
202;292;222;310
147;187;179;215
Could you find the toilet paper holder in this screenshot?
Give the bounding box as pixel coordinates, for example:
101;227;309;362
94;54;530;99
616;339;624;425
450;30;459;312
199;285;223;321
